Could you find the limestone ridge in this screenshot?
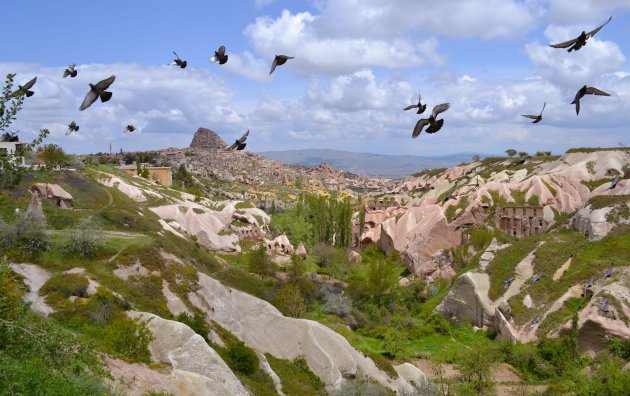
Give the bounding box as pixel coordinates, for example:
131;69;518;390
190;128;227;151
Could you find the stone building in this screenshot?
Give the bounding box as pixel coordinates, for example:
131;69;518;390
496;206;547;238
117;164;173;187
31;183;74;209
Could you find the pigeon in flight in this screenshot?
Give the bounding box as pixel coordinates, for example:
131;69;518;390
63;64;78;78
269;55;294;75
585;275;594;288
412;103;450;138
609;174;620;189
531;272;542;285
66;121;79;135
602;265;613;279
9;77;37;98
227;130;249;151
124;124;136;133
1;132;19;142
571;85;610;116
403;91;427;114
210;45;228;64
522;102;546;123
549;16;612;52
169;51;187;68
79;75;116;111
600;298;609;313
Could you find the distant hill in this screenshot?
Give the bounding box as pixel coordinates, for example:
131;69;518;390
256;149;489;178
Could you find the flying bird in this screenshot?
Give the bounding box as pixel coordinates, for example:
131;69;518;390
530;315;541;328
9;77;37;98
269;55;294;75
1;132;19;142
227;130;249;151
169;51;187;68
522;102;546;123
571;85;610;116
124;124;136;133
609;174;620;189
63;64;78;78
79;75;116;111
403;91;427;114
210;45;228;64
549;16;612;52
602;265;613;279
503;277;514;289
412;103;450;138
600;298;609;313
585;275;594;288
531;272;542;285
66;121;79;135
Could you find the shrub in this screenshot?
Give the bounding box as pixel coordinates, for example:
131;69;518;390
469;226;492;251
0;209;48;255
226;340;259;375
63;217;102;257
248;244;275;276
273;283;308;318
330;378;390;396
322;291;353;318
176;311;210;342
104;316;153;363
40;273;90;300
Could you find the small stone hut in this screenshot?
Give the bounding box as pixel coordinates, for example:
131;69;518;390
31;183;74;209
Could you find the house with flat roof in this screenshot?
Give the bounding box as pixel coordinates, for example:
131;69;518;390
0;140;28;166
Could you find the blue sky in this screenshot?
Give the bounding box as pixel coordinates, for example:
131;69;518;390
3;0;630;157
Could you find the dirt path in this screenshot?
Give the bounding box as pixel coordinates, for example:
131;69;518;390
415;360;548;394
45;229;146;240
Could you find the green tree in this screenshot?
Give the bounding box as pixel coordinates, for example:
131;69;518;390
141;166;150;179
38;144;66;169
248;244;275;276
272;283;307;318
0;74;49;189
456;338;496;394
518;151;529;158
472;154;481;162
505;149;517;157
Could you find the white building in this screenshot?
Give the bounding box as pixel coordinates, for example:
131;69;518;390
0;141;28;166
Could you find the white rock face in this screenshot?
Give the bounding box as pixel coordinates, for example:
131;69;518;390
188;273;425;393
9;263;54;317
150;204;241;253
127;311;248;396
162;280;190;317
572;204;619;241
96;173;155;202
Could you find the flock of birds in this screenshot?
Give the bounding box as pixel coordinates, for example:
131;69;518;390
1;16;618;149
527;261;615;329
4;44;294;150
406;16;614;138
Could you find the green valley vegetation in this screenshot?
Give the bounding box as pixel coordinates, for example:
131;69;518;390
0;73;50;190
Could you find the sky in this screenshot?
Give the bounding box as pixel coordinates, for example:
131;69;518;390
3;0;630;157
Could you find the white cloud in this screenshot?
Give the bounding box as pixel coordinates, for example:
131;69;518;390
254;0;275;9
242;9;445;76
0;63;247;153
314;0;540;39
546;0;630;25
525;33;626;88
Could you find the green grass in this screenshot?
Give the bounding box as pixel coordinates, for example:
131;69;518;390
536;297;587;337
412;167;447;178
265;354;325;396
445;196;469;222
588;195;630;210
486;235;543;301
581;178;614;191
566;147;630;153
508;228;630;326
